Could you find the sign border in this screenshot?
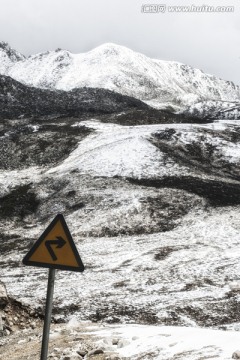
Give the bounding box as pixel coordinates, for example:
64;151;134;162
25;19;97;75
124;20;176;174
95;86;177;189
22;214;85;272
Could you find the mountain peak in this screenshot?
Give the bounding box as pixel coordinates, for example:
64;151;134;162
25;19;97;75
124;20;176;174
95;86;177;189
89;42;133;57
0;41;25;61
0;41;10;50
0;41;239;117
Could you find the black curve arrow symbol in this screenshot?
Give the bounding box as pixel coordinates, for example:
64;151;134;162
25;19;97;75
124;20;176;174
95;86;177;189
45;237;66;261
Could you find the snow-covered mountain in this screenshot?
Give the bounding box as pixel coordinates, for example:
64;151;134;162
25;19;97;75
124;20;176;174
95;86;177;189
0;41;25;74
2;40;240;360
1;41;240;118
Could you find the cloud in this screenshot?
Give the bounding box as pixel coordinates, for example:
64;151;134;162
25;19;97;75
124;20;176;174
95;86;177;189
0;0;239;84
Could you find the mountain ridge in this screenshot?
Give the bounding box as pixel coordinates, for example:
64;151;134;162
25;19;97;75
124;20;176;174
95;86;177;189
0;41;239;119
0;74;151;119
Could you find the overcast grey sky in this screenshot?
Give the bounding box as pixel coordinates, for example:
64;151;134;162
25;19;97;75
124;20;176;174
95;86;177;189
0;0;239;84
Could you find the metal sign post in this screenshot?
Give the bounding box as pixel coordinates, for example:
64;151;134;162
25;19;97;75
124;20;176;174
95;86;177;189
22;214;84;360
40;268;56;360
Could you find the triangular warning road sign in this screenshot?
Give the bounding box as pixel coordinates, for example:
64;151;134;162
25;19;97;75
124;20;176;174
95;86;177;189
23;214;84;272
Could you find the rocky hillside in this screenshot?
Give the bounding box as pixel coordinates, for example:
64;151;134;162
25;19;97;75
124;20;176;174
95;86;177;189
1;117;240;331
0;74;205;123
0;75;153;119
184;100;240;120
0;41;240;119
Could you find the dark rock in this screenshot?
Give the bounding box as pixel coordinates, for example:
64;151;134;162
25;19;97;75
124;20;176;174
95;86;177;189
88;348;104;355
112;338;119;345
232;351;240;359
0;184;39;219
77;349;88;356
0;282;8;307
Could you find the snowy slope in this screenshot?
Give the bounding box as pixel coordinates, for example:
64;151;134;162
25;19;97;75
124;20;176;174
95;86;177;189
184;100;240;120
48;119;240;181
94;324;240;359
1;41;240;114
1;118;240;328
47;121;191;179
1;117;240;358
0;41;25;74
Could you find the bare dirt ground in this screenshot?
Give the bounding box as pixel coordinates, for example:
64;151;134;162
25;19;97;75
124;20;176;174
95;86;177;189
0;321;121;360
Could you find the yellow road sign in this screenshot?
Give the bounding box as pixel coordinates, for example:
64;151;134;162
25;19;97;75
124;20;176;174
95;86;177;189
23;214;84;272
